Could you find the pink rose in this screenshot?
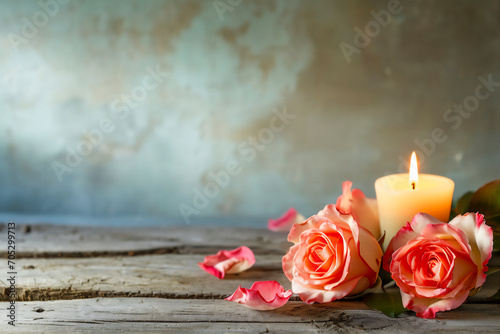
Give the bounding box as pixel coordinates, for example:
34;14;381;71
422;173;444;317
283;204;383;303
268;207;306;232
199;246;255;279
383;213;493;319
336;180;380;240
225;281;292;310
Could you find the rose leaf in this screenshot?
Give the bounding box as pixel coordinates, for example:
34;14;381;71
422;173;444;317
454;191;474;216
468;179;500;247
363;290;407;318
494;234;500;253
484;289;500;302
486;267;500;276
469;179;500;220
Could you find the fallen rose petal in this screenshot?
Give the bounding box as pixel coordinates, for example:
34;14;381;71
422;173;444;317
198;246;255;279
225;281;292;310
268;207;306;232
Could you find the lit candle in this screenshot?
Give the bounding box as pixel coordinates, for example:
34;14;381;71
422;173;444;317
375;152;454;250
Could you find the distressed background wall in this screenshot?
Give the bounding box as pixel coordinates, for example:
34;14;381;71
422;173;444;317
0;0;499;225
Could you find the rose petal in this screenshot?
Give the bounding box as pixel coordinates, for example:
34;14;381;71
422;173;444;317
292;276;361;304
401;289;470;319
383;213;443;272
225;281;292;310
282;243;300;281
288;215;331;244
335;181;381;239
288;204;357;244
268;207;306;232
318;204;352;225
449;213;494;287
336;181;354;214
356;225;383;282
295;224;350;286
198;246;255;279
421;223;472;254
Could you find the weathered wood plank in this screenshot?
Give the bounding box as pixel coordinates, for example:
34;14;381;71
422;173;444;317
0;254;289;301
0;224;290;257
7;322;324;334
3;298;500;333
0;223;497;332
2;253;498;302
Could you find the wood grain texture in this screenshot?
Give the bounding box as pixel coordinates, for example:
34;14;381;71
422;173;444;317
0;254;289;301
0;224;498;333
0;223;290;257
1;253;497;303
3;299;500;333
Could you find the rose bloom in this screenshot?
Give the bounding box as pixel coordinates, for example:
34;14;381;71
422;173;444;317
383;213;493;319
282;204;383;303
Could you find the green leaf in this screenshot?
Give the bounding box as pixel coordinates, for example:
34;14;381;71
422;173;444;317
363;290;407;318
469;179;500;220
486;267;500;276
485;289;500;302
454;191;474;216
493;234;500;253
379;268;393;286
469;179;500;242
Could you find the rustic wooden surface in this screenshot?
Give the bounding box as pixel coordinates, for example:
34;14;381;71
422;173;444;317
5;300;500;333
0;223;289;256
1;254;288;301
0;223;499;333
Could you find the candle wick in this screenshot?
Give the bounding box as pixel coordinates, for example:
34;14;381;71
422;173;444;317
411;182;415;190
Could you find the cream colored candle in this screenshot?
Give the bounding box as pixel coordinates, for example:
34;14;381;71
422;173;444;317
375;153;454;250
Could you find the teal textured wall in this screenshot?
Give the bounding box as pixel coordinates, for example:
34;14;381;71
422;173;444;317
0;0;499;223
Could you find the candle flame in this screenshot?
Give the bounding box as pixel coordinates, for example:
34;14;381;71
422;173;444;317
409;151;418;190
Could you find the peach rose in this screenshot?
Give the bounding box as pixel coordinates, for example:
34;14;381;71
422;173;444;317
336;181;380;240
383;213;493;319
282;204;383;303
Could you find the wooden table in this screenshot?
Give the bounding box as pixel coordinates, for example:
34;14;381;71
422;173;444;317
1;223;499;333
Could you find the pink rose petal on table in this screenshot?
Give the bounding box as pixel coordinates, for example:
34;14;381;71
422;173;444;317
268;207;306;232
225;281;292;310
198;246;255;279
